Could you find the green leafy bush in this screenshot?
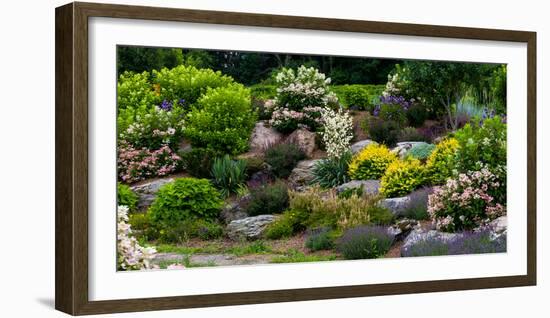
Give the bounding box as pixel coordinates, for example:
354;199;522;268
246;181;289;216
367;205;395;225
180;148;220;178
406;142;436;160
128;213;159;241
333;85;374;110
184;85;257;154
311;152;352;188
117;71;158;110
249;84;277;100
453;117;506;174
152;65;236;108
160;219;224;243
264;211;305;239
348;144;397;180
405;103;428;127
379;103;407;127
337;225;394;259
242;156;265;176
211;155;247;197
362;117;401;147
380;159;427;197
264;143;306;178
305;227;335;251
117;183;138;212
287;188;387;230
149;178;223;230
398;127;428;142
426;138;459;185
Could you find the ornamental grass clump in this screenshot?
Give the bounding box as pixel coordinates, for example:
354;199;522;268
428;167;506;232
311;151;352;188
337;225;394;260
210;155;247;197
380;158;427;197
117;205;157;270
348;144;397;180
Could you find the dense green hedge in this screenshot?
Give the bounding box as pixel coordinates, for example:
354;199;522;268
331;84;385;110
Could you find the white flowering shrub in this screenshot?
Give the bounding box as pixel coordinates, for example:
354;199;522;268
117;205;158;270
320;107;353;159
270;66;338;133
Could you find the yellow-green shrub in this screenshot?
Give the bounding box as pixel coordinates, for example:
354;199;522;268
380;159;427;197
348;144;397;180
426;138;459;185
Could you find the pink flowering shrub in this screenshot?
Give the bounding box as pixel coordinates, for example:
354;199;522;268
428;167;506;232
270;66;338;133
117;205;157;270
270;106;324;133
118;142;181;183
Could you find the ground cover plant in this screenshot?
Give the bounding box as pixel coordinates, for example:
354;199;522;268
116;46;507;271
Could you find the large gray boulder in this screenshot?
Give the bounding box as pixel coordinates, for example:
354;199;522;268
249;121;283;153
227;215;277;240
350;139;376;154
286;128;317;157
220;195;251;224
379;196;411;216
130;177;174;211
288;159;321;189
336;180;380;196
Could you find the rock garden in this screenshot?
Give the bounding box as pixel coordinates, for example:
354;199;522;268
115;49;507;270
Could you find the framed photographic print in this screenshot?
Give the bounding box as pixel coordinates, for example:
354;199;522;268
55;2;537;315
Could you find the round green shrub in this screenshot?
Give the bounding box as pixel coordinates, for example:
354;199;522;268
117;183;138;212
406;142;436;160
180;148;220;179
117;71;158;110
149;178;223;230
264;216;295;239
184;85;257;155
426;138;459;185
152;65;236;109
405;103;428;127
264;143;306;178
363;117;401;147
246;181;289;216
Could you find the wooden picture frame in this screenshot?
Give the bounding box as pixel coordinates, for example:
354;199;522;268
55;2;537;315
